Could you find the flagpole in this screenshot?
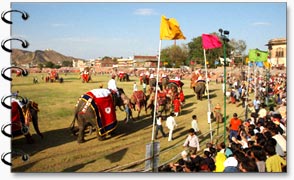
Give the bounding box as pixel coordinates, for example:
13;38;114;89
254;63;257;99
245;62;251;121
148;39;162;172
222;40;227;146
151;40;162;142
203;49;213;143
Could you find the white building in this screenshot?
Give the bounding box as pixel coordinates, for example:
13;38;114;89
267;38;287;67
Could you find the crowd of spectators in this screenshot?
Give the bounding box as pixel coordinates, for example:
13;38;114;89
159;68;287;173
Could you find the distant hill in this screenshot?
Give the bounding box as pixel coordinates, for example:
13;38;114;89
11;49;84;66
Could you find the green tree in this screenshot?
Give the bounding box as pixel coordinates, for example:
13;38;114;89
187;36;203;67
45;61;55;68
62;60;73;67
187;32;234;68
102;56;112;60
38;63;44;70
228;39;247;64
160;44;188;68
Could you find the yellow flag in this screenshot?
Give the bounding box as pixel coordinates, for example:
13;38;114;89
263;61;271;69
160;15;186;40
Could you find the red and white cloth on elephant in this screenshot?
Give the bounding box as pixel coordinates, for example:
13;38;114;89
11;99;29;132
82;72;90;82
118;72;124;79
85;89;117;132
133;90;145;104
157;92;167;106
165;88;173;99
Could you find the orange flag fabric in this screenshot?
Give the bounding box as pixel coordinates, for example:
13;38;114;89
160;15;186;40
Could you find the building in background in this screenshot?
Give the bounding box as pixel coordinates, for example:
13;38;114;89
267;38;287;68
133;55;158;68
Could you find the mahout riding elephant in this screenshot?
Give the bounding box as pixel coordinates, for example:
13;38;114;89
11;98;43;143
193;81;206;101
70;88;117;143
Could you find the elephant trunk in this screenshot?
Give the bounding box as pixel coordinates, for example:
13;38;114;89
70;112;78;135
31;109;44;138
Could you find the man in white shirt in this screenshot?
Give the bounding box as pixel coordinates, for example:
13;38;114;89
166;112;177;141
191;115;199;133
155;114;167;139
133;82;138;92
183;128;200;154
108;74;118;95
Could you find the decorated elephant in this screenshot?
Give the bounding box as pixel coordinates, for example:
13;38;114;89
149;77;157;88
118;72;125;82
70;88;117;143
118;72;130;82
10;97;43;143
193;81;206;101
141;74;149;85
49;70;59;82
81;67;92;83
146;90;172;118
130;90;147;120
161;77;169;90
123;73;130;81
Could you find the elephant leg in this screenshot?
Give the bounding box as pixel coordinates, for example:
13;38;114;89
25;133;34;144
193;87;197;96
77;125;85;143
144;103;147;114
137;110;140;121
97;134;105;141
97;123;107;141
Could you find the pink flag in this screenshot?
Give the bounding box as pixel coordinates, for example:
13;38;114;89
202;34;222;50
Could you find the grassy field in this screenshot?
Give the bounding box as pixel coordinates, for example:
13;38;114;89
11;72;247;172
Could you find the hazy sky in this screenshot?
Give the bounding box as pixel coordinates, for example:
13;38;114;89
12;2;286;59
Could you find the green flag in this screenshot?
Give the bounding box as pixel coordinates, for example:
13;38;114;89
248;49;268;62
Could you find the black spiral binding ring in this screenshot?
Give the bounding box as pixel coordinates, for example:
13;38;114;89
1;123;29;138
1;9;30;168
1;10;29;24
1;66;29;81
1;94;28;109
1;150;29;166
1;38;29;53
